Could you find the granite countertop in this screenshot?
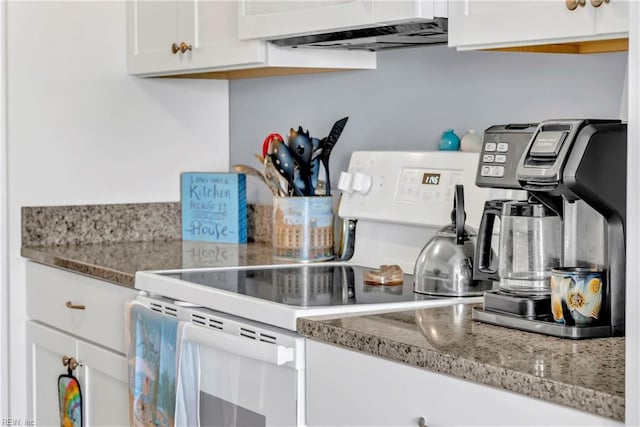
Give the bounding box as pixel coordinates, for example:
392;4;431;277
21;202;275;287
22;241;274;287
298;306;625;421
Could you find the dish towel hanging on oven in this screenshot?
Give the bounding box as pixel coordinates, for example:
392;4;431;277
126;301;200;427
175;338;200;426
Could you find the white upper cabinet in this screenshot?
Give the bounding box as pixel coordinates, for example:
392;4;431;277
238;0;447;40
128;1;187;75
128;0;375;78
595;0;628;34
448;0;628;50
177;0;266;72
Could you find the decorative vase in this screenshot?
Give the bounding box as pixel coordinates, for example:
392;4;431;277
438;129;460;151
460;129;483;152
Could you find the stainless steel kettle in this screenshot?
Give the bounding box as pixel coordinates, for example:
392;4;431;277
413;185;496;296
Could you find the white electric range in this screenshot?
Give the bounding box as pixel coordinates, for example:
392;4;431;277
134;151;492;427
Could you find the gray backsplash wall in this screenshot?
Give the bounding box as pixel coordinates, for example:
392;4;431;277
230;46;627;204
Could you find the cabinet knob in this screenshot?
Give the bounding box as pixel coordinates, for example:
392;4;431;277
179;42;192;53
62;355;80;371
566;0;586;10
418;417;428;427
65;301;85;310
590;0;609;7
171;43;180;54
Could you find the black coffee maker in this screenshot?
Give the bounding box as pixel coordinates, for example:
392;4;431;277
472;120;627;339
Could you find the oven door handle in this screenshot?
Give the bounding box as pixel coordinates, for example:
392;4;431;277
182;323;295;366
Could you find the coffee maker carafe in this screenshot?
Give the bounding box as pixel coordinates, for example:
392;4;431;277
475;199;562;295
472;120;627;339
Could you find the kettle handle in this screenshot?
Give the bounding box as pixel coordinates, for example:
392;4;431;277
473;199;504;282
453;185;465;245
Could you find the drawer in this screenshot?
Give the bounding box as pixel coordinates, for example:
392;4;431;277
26;262;137;354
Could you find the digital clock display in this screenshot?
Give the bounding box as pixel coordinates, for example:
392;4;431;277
422;173;441;185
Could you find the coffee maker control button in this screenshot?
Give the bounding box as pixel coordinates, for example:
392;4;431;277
484;142;497;152
481;166;493;177
493;166;505;177
495;154;507;163
497;143;509;152
483;154;495;163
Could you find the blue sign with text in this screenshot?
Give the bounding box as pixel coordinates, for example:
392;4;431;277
181;172;247;243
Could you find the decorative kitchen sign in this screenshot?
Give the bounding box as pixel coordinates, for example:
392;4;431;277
181;172;247;243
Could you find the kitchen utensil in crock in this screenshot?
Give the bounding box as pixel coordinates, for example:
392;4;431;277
310;137;322;190
413;185;495;296
270;138;304;196
318;117;349;196
232;163;285;197
264;157;288;197
262;133;283;159
288;127;315;196
232;164;266;184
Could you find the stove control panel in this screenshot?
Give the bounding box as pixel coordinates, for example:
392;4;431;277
338;151;491;229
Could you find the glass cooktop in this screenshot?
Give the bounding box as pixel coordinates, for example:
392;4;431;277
160;265;435;308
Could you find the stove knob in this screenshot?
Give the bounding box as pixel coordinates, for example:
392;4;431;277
337;171;354;194
352;173;372;194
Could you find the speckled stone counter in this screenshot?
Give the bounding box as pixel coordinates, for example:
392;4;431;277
22;202;273;246
21;202;275;287
22;241;274;287
298;306;625;421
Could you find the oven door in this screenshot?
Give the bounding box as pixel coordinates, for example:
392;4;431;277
181;315;305;427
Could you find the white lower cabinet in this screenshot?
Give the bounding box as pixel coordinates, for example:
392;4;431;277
27;321;130;427
27;321;78;427
78;340;130;426
306;340;622;426
26;262;136;427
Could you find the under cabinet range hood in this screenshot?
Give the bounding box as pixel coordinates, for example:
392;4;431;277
269;18;448;51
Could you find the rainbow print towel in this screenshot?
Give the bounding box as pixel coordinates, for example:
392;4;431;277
58;373;82;427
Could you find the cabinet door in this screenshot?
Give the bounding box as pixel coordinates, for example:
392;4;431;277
595;0;628;35
448;1;595;48
306;340;622;426
238;0;375;40
127;0;190;75
78;340;130;426
182;0;265;71
27;322;79;426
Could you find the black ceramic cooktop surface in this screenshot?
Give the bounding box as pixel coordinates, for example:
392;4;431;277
160;265;434;308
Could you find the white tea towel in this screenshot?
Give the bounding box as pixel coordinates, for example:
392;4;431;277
174;325;201;427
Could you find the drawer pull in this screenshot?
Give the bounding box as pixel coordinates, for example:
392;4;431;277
65;301;85;310
62;355;80;371
566;0;586;9
418;417;428;427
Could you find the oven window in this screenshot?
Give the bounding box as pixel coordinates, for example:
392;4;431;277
200;392;266;427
